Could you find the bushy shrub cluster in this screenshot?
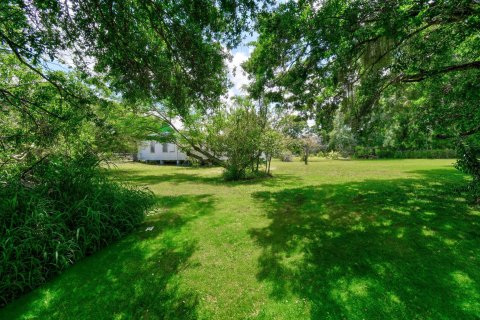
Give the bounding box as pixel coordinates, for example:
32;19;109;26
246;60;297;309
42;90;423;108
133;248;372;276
280;151;293;162
222;166;273;181
455;143;480;204
353;147;456;159
325;151;342;160
0;154;154;306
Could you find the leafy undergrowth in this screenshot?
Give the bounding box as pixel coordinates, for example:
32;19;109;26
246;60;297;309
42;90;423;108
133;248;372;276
0;155;154;306
1;159;479;319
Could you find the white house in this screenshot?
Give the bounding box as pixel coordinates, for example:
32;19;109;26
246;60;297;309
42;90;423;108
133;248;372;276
137;141;188;164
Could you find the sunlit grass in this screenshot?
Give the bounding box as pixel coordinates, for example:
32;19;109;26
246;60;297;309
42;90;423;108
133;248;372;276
2;159;480;319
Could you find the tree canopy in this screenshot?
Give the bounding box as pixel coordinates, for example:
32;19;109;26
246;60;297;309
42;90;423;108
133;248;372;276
2;0;268;115
245;0;480;138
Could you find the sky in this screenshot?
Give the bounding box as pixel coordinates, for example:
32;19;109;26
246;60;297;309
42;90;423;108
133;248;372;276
226;32;258;99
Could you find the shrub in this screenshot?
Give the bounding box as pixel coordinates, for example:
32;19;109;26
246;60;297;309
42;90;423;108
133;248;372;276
455;142;480;204
222;165;247;181
280;151;293;162
353;146;376;159
325;151;341;160
328;110;356;157
0;154;154;306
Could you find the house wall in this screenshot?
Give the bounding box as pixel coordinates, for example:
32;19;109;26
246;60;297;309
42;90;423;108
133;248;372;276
137;141;188;161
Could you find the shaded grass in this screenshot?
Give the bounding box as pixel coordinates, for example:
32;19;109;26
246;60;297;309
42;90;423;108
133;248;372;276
2;159;480;319
250;169;480;319
1;194;215;319
110;168;300;188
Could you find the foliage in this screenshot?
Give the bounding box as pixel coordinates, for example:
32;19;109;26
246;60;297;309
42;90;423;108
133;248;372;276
1;0;269;115
0;52;159;306
0;154;154;306
275;114;307;140
353;147;456;160
299;133;321;165
280;150;293;162
455;141;480;203
328;110;356;157
214;103;265;180
0;51;167;167
260;129;285;174
101;110;170;154
274;114;308;155
174;96;290;180
247;0;479;115
1;53;99;173
325;150;341;160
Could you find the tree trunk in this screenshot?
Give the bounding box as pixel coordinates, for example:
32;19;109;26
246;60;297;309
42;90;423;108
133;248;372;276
265;156;269;174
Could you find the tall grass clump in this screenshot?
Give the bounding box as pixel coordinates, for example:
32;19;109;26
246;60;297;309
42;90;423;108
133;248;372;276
0;154;154;306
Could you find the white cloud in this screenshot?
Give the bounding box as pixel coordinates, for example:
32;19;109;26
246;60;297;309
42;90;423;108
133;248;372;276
226;50;250;99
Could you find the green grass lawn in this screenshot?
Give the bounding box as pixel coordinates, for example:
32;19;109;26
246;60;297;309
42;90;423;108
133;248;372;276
2;159;480;319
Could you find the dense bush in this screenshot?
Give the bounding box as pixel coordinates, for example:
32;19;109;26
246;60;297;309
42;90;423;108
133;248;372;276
353;146;377;159
0;155;154;306
455;142;480;204
280;151;293;162
325;151;342;160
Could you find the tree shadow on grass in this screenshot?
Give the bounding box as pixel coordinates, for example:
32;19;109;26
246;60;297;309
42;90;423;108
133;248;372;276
250;169;480;319
1;194;216;320
111;169;300;188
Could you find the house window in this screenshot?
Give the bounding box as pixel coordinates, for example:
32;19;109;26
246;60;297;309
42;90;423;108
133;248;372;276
162;143;168;152
170;144;175;152
150;141;155;153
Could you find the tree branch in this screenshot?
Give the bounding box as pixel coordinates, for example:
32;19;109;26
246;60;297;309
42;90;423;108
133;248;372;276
400;61;480;83
0;32;81;100
435;125;480;140
149;112;225;167
0;88;67;120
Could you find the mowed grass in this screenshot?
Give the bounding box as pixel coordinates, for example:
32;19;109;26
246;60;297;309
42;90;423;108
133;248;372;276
2;159;480;319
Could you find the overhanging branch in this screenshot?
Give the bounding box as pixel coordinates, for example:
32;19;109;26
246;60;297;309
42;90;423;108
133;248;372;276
436;125;480;140
400;61;480;83
148;112;225;167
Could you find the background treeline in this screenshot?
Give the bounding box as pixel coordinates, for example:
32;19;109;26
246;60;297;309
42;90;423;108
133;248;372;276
353;147;456;160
